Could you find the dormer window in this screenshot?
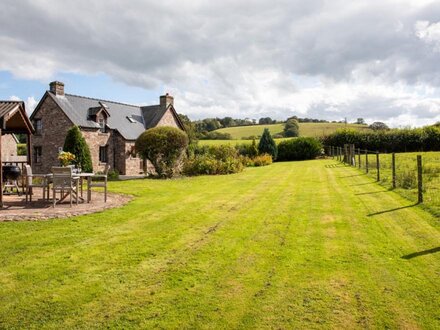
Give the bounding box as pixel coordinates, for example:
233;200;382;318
88;105;110;133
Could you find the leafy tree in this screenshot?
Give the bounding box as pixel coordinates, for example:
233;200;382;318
258;128;277;160
369;122;389;131
178;114;197;144
135;126;189;178
356;118;366;125
63;125;93;172
258;117;275;125
219;117;236;127
283;118;299;137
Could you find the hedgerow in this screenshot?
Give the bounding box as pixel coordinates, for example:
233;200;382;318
321;126;440;152
277;137;322;161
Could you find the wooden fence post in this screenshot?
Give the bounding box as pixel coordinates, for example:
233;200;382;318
365;149;369;173
417;155;423;204
376;151;380;182
358;148;361;168
392;153;396;189
350;144;355;166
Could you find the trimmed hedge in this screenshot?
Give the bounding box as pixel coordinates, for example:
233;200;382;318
277;137;322;161
136;126;189;178
321;126;440;152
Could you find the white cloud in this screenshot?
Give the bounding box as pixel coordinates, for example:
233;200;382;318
9;95;38;114
0;0;440;125
415;20;440;52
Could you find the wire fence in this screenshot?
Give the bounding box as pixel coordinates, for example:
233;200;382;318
326;145;440;216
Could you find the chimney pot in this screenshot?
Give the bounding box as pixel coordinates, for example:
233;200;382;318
49;81;65;96
160;93;174;109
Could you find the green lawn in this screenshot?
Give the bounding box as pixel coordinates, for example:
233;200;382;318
214;122;370;139
0;161;439;328
350;151;440;216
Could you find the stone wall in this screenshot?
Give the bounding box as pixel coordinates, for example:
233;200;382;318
124;140;144;175
31;96;73;173
81;128;113;173
2;134;18;160
156;108;180;127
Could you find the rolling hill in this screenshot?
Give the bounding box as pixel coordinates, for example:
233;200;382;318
213;122;370;139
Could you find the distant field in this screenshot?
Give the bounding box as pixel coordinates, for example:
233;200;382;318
214;122;370;139
199;138;293;146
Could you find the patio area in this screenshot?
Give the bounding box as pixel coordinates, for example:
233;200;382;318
0;190;132;221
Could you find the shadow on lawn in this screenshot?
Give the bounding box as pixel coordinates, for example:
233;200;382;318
325;163;347;168
401;247;440;259
355;191;387;196
339;174;365;178
367;203;417;216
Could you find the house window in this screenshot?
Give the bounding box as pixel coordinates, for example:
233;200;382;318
99;145;108;163
98;117;106;133
34;119;42;135
34;146;42;164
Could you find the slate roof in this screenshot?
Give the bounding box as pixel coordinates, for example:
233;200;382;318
141;105;168;129
43;92;177;140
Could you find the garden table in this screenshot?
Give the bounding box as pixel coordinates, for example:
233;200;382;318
75;173;94;201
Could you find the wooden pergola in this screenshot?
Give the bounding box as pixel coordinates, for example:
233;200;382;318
0;101;34;207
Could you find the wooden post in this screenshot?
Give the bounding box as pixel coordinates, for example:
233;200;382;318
0;129;3;208
376;151;380;181
417;155;423;204
365;149;369;173
358;148;361;168
343;144;349;164
27;134;32;166
350;144;356;166
392;152;396;189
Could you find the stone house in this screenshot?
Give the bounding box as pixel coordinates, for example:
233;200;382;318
2;134;19;160
30;81;185;175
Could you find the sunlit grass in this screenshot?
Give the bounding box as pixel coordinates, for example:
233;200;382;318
0;161;438;328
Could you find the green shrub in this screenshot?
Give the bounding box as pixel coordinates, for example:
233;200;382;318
258;128;278;160
108;170;119;181
199;131;233;140
235;139;258;157
183;144;244;176
135;126;189;178
277;137;322;161
17;144;27;156
249;154;273;167
241;135;260;140
63;126;93;172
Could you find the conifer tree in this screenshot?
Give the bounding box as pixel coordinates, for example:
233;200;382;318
63;125;93;172
258;128;277;160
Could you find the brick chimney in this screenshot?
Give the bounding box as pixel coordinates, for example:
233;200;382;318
49;81;65;96
159;93;174;109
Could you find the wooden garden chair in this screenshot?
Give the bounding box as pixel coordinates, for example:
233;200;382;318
24;164;51;202
51;166;79;207
87;164;110;203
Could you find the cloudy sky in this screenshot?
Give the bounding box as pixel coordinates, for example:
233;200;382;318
1;0;440;126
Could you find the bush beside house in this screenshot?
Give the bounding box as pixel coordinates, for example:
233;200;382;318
136;126;189;178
